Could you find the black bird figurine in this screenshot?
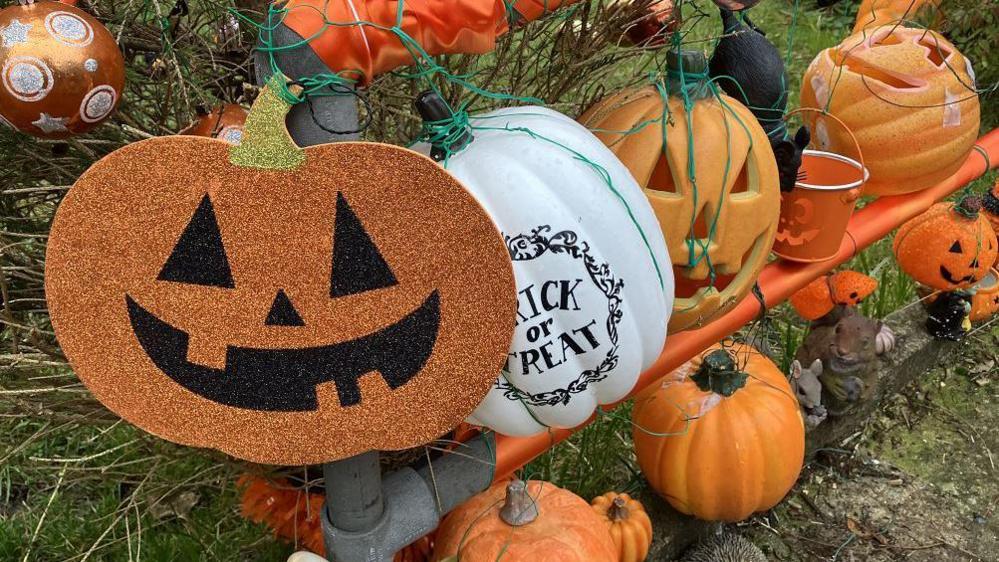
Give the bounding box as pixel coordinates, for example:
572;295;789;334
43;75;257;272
926;290;973;341
708;9;808;192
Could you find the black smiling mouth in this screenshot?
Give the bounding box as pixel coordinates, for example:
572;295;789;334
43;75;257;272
125;291;440;412
940;266;976;286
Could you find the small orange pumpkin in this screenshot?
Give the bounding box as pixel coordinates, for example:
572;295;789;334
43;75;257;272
591;492;653;562
790;270;878;320
893;196;998;290
433;479;618;561
800;26;979;196
580;51;780;333
632;343;804;522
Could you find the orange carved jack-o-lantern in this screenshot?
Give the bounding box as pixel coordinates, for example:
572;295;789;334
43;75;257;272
579;51;780;333
45;80;517;465
801;26;979;196
894;196;998;291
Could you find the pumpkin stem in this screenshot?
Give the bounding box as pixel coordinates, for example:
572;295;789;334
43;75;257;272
229;74;306;171
954;195;983;219
690;349;749;397
499;479;539;526
608;496;630;522
665;50;712;101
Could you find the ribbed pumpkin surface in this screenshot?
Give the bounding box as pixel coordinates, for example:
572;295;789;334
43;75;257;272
591;492;653;562
632;344;804;521
433;480;617;561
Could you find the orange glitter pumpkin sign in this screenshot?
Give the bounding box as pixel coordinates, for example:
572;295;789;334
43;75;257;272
46;81;517;465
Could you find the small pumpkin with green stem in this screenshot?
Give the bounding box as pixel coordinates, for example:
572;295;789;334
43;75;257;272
632;343;804;522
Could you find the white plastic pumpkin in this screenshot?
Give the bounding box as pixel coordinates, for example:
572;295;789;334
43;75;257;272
414;105;673;437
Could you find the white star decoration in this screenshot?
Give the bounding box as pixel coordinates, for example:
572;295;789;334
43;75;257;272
1;19;32;47
32;113;68;134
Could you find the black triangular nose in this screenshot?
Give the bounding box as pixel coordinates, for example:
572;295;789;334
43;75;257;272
266;289;305;326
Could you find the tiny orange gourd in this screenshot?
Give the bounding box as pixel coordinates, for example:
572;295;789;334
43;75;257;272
790;270;878;320
632;343;805;522
893;196;998;291
591;492;653;562
433;479;618;561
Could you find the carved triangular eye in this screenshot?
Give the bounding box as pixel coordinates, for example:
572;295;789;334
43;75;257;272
158;194;234;288
949;241;963;253
331;192;398;297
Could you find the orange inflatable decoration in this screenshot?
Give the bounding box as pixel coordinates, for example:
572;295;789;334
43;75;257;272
853;0;940;34
800;26;979;196
279;0;581;84
790;270;878;320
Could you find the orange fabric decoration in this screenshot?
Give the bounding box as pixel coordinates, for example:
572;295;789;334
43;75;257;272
239;475;434;560
281;0;580;84
853;0;939;34
789;270;878;320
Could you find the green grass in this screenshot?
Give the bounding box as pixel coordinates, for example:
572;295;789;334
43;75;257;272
2;0;997;560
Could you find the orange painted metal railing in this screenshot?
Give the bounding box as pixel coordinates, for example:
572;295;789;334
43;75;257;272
492;128;999;480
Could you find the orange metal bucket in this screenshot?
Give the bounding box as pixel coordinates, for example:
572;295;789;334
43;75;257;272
773;150;868;262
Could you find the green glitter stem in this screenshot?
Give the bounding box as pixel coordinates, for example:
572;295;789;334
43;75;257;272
229;75;305;170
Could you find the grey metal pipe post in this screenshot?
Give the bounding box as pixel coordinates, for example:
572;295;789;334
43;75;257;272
253;20;499;562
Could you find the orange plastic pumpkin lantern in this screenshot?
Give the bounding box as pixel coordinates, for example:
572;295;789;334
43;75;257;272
790;270;878;320
969;269;999;322
893;196;998;291
632;344;805;522
580;51;780;333
433;479;618;561
591;492;653;562
800;26;979;196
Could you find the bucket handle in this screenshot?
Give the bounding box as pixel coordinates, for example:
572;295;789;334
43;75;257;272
784;108;866;184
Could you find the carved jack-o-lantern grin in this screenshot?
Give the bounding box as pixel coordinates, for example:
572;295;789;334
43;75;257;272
125;193;441;412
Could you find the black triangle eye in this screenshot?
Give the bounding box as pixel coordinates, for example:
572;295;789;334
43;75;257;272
330;192;398;298
158;194;234;288
949;241;963;253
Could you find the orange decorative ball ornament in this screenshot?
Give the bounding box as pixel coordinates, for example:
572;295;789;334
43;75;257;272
433;479;618;561
591;492;653;562
790;270;878;321
580;51;780;334
632;344;805;522
800;26;979;196
180;104;248;145
893;196;998;291
0;1;124;138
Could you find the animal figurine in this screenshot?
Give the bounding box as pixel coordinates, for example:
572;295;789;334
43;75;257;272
708;9;809;192
926;289;973;341
795;305;894;416
680;533;767;562
790;359;827;429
